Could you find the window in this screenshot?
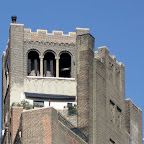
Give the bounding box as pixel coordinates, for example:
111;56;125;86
109;100;115;123
59;53;71;77
43;52;56;77
33;101;44;107
110;139;115;144
67;103;77;115
116;106;122;128
67;103;72;107
28;51;40;76
67;103;72;115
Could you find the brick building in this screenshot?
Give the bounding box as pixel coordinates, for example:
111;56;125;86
1;17;142;144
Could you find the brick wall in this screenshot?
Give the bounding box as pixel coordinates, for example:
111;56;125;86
51;108;87;144
91;47;129;144
20;107;86;144
11;106;23;144
9;23;24;105
125;99;142;144
76;33;94;137
58;108;77;127
21;107;52;144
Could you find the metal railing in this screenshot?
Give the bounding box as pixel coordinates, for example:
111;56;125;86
58;112;88;142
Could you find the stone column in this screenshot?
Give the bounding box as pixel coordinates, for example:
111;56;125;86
39;56;44;77
55;57;60;77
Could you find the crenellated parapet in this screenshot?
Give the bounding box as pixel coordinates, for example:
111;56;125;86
95;46;124;69
94;46;125;93
24;29;76;44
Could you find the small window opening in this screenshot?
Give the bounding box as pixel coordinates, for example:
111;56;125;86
116;106;122;129
59;53;71;77
28;51;40;76
67;103;72;107
110;100;115;106
110;139;115;144
43;52;56;77
110;100;115;123
117;106;122;112
67;103;72;115
33;101;44;107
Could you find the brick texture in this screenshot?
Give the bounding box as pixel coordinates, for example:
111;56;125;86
1;23;142;144
76;34;94;137
11;106;23;144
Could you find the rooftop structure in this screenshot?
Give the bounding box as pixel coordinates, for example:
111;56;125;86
1;18;142;144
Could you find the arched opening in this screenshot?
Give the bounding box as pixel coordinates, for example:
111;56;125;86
43;52;56;77
59;53;71;77
28;51;40;76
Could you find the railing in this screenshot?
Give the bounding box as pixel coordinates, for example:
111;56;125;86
58;112;88;142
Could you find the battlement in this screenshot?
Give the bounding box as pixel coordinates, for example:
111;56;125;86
10;24;91;44
24;29;76;36
24;28;76;44
126;99;142;113
95;46;125;68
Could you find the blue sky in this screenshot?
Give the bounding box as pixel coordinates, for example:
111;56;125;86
0;0;144;139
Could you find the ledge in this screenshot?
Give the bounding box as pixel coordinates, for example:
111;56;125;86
27;76;75;81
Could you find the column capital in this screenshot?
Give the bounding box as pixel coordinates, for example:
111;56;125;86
55;56;60;60
39;56;44;59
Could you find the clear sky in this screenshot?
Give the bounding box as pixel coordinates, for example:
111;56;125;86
0;0;144;139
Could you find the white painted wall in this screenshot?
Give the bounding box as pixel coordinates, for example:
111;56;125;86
10;77;77;108
25;98;76;109
24;76;77;96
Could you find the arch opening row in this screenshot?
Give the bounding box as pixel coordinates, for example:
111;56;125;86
27;51;72;78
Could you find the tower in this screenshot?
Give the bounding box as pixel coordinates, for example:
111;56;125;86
1;18;142;144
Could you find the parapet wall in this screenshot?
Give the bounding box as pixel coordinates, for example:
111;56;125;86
24;77;76;96
95;46;125;94
24;29;76;44
18;107;87;144
95;46;125;70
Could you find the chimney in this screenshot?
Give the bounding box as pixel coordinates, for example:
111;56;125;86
11;16;17;23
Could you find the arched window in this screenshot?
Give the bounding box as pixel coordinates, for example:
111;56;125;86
28;51;40;76
43;52;56;77
59;53;71;77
